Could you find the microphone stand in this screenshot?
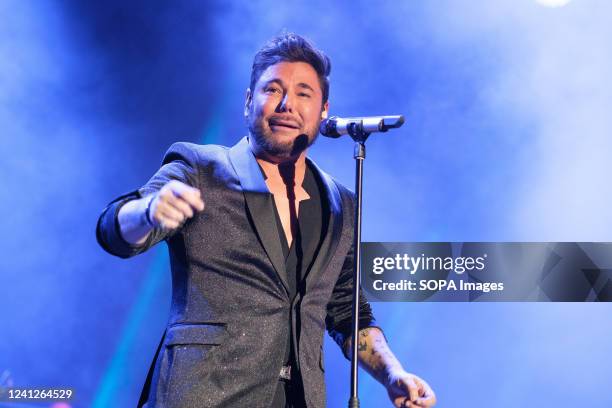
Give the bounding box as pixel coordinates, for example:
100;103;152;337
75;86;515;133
347;123;370;408
321;115;404;407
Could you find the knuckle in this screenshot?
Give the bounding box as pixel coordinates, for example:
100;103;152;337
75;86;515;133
184;190;197;201
159;189;172;201
177;201;191;215
156;199;169;211
169;210;181;221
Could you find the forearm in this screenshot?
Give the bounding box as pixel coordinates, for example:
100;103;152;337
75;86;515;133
117;196;154;246
344;327;404;386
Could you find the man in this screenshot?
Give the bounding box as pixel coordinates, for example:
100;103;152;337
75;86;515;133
97;33;436;408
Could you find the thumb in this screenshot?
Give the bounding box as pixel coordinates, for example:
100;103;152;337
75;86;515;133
401;376;420;402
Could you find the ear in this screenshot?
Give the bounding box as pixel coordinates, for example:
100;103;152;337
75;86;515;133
321;101;329;120
244;88;252;118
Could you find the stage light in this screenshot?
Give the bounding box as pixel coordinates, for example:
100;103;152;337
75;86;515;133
535;0;571;7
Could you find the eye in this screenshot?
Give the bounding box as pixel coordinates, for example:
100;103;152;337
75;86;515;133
298;92;311;98
264;86;281;94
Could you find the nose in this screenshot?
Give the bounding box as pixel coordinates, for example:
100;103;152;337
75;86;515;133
278;92;293;113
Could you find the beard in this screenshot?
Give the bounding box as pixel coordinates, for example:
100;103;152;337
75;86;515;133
247;111;319;162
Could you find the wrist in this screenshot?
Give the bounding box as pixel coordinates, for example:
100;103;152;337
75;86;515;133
384;365;407;386
142;195;156;228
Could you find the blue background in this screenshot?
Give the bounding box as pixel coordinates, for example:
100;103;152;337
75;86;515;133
2;0;611;407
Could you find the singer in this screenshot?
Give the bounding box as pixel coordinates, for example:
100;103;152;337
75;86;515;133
96;33;436;408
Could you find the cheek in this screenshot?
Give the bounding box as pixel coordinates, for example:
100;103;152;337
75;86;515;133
251;99;268;117
303;105;323;124
257;98;279;117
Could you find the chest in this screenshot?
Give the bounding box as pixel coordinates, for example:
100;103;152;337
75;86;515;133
265;179;311;246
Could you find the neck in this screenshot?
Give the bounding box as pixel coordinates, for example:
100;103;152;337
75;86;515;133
256;153;307;186
249;138;308;186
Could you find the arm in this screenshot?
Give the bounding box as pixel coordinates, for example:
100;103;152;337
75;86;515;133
96;142;204;257
117;180;204;246
344;327;436;408
325;244;435;407
116;194;155;246
326;188;436;406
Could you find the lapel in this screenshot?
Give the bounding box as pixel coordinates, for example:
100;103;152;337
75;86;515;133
228;137;290;296
227;136;346;297
302;158;344;290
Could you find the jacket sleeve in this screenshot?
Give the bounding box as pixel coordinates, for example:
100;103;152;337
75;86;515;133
95;142;201;259
325;241;382;360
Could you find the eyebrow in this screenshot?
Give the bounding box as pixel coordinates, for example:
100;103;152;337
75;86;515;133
262;79;316;93
297;82;315;93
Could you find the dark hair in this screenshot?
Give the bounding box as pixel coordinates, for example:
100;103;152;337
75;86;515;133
250;33;331;104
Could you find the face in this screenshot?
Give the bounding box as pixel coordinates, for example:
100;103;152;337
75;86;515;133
245;61;329;162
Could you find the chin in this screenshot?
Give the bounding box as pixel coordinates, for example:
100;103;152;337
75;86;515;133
268;136;311;161
250;124;315;160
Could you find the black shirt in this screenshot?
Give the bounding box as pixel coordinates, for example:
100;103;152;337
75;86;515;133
273;163;327;300
269;163;328;408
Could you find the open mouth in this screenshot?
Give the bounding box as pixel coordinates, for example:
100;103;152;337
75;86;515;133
269;119;300;130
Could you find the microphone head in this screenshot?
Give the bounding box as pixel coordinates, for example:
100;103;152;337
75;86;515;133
381;115;405;130
319;117;342;138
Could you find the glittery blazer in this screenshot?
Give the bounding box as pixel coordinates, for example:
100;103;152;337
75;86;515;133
96;137;375;408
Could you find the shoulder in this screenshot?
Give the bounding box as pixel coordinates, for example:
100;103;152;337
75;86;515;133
308;159;354;197
333;179;355;202
308;159;355;207
328;176;355;206
162;142;230;166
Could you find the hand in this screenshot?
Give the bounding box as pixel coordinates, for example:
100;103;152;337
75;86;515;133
386;369;436;407
147;180;205;230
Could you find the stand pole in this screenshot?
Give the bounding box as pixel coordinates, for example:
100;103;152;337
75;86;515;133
348;134;368;408
328;116;403;407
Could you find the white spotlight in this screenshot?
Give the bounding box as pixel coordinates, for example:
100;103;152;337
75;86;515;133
535;0;572;7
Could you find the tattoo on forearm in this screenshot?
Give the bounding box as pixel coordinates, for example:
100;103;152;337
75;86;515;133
358;328;370;352
356;328;403;385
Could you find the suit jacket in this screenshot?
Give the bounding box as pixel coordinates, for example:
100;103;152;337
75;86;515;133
96;137;376;408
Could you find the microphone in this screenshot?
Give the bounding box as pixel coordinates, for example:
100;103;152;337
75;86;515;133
319;115;404;138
